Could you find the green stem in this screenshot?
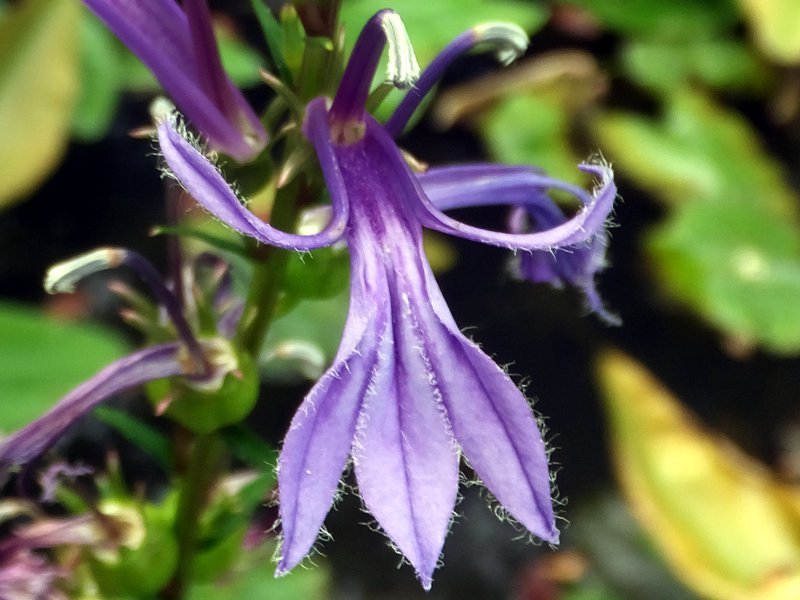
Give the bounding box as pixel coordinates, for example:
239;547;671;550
236;179;301;356
163;433;227;599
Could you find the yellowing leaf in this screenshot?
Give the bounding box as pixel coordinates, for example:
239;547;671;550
739;0;800;64
0;0;81;208
598;350;800;600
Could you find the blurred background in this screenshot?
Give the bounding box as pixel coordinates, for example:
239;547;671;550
2;0;800;598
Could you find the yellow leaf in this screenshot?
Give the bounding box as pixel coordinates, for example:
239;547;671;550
0;0;81;208
739;0;800;64
598;350;800;600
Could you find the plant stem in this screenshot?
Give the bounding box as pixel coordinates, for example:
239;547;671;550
236;178;301;356
162;433;227;599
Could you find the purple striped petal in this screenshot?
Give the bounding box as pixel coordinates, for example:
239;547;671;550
0;343;182;472
418;266;558;542
276;307;386;574
418;164;551;210
156;111;347;251
343;170;459;591
84;0;266;161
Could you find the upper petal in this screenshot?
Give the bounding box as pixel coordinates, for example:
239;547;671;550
85;0;265;160
365;118;616;251
156;105;347;251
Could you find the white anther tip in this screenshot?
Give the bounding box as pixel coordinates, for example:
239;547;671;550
44;249;124;294
474;22;529;66
381;12;420;88
149;97;176;125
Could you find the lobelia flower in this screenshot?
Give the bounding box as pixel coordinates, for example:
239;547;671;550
0;249;246;475
419;165;619;324
154;10;617;588
83;0;267;161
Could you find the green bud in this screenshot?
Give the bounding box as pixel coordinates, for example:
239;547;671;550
88;500;178;597
148;339;259;434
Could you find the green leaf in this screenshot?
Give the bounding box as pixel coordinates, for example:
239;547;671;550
592;89;799;221
649;200;800;353
188;542;329;599
71;10;122;142
556;0;737;37
482;94;585;184
0;0;81;207
283;246;349;301
340;0;548;118
740;0;800;64
622;38;769;94
250;0;291;83
94;406;172;472
0;302;128;432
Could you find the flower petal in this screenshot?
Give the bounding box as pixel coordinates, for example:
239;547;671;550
157;108;347;251
352;249;459;590
0;343;182;472
418;165;619;323
418;267;559;542
276;307;386;574
419;161;616;250
84;0;265;160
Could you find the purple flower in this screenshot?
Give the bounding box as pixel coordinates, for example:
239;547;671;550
0;509;101;600
0;249;242;475
419;165;619;324
155;11;616;588
84;0;267;161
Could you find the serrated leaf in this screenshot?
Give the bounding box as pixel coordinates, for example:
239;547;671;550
649;201;800;353
592;90;798;222
557;0;737;37
598;351;800;600
739;0;800;64
0;302;128;432
0;0;81;207
340;0;548;119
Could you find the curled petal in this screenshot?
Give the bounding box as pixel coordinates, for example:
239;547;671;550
85;0;265;161
156;112;347;251
419;164;619;324
418;164;553;210
0;344;182;473
418;161;616;250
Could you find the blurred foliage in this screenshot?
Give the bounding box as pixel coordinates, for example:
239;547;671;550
0;302;127;431
566;493;696;600
0;0;80;208
599;351;800;600
649;201;800;353
738;0;800;63
188;542;330;599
